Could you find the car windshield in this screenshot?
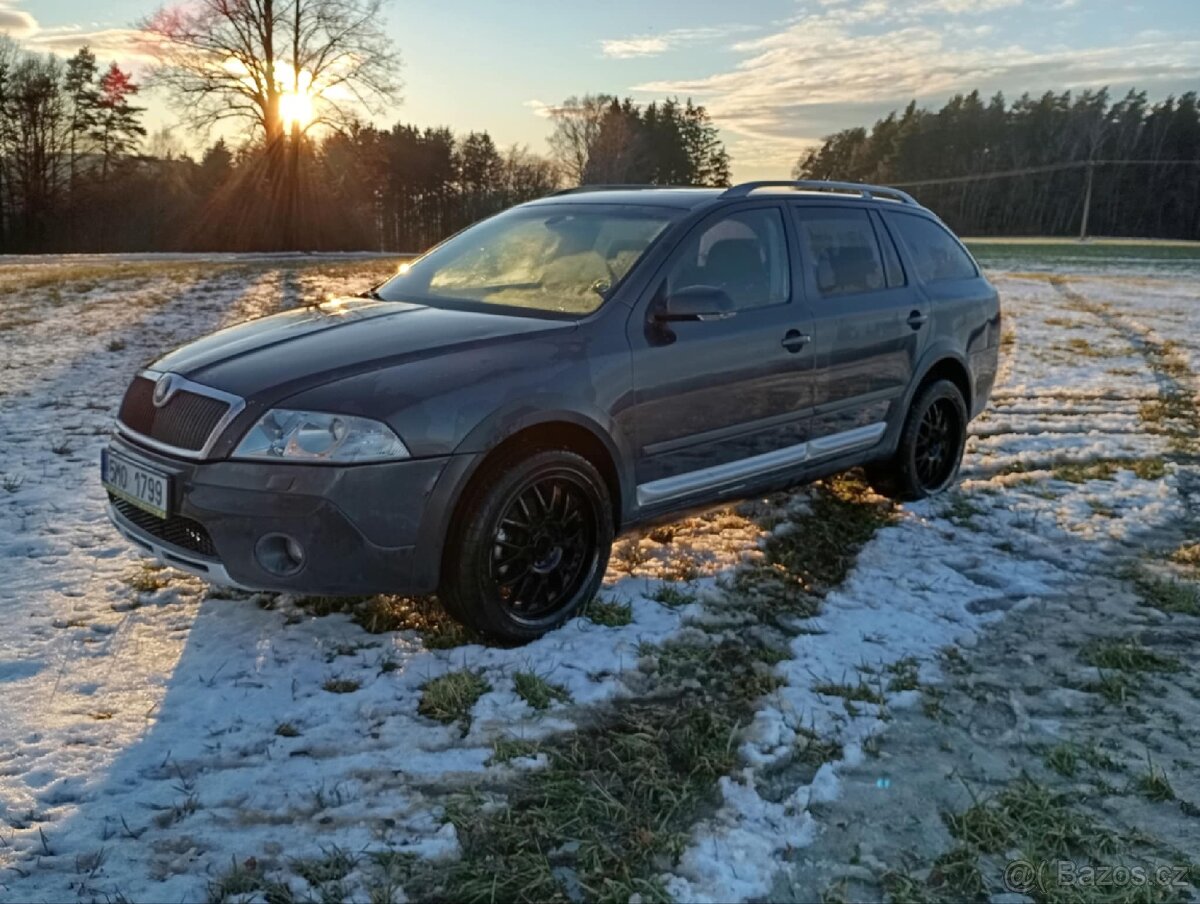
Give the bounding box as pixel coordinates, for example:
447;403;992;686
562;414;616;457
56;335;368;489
376;204;679;316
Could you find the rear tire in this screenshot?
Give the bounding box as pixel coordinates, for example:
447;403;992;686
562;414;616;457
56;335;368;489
866;379;968;501
439;448;613;643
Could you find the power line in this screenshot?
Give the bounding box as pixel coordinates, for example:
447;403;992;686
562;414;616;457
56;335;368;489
891;158;1200;188
889;158;1200;239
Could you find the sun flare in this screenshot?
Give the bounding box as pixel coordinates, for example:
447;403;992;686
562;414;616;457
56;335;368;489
279;89;315;130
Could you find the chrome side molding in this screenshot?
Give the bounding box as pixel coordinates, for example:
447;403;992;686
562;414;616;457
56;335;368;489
636;422;886;506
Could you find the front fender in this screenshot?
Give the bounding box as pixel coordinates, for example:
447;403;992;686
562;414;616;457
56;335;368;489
453;403;636;518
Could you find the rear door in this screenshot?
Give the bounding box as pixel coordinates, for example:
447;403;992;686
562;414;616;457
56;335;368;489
789;204;927;451
624;204;816;507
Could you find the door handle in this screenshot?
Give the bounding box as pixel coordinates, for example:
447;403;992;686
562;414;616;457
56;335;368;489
781;329;811;353
907;310;929;329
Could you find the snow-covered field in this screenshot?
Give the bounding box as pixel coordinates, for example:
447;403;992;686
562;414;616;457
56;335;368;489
0;254;1196;903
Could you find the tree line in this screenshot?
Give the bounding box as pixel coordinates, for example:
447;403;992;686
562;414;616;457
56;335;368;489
794;88;1200;239
0;38;732;253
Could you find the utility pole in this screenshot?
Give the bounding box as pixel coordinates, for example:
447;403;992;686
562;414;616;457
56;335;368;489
1079;159;1095;242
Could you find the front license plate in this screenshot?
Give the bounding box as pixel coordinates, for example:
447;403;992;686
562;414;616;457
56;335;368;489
102;449;170;519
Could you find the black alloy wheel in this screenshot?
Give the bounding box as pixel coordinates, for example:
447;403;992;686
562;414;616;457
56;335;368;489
489;473;598;622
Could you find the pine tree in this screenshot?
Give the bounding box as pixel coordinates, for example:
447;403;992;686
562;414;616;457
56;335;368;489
63;47;98;194
92;62;145;181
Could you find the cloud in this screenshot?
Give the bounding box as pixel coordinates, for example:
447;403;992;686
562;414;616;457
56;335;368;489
0;3;36;38
601;36;670;59
524;99;555;118
0;2;158;66
634;9;1200;174
25;26;161;65
600;24;758;59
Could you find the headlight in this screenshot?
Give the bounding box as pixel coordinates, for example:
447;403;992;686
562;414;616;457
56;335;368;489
233;409;410;463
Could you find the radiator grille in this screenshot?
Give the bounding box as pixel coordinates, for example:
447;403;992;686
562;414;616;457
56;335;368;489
117;375;232;453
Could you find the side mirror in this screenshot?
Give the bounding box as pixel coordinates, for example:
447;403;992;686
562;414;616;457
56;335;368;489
654;285;737;322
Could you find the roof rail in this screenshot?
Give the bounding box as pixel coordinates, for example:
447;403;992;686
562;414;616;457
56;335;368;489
720;180;920;205
550;184;663;196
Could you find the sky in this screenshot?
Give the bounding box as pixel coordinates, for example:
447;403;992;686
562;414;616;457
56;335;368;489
9;0;1200;180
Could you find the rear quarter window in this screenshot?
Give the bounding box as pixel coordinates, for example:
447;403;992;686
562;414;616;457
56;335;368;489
884;212;978;283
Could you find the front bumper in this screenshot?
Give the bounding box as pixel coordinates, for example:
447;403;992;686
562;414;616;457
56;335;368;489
103;435;476;595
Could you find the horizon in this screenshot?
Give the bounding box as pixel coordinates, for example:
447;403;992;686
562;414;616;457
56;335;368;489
8;0;1200;180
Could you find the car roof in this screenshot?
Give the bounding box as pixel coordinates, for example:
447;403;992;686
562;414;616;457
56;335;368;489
524;187;724;210
523;181;926;214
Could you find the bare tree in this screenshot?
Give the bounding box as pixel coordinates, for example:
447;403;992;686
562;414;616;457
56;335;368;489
142;0;401;144
546;94;611;185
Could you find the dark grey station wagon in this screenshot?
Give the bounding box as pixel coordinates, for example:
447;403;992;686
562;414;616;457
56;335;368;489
103;180;1000;641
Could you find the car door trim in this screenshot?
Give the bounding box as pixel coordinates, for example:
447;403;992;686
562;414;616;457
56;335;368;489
636;421;885;506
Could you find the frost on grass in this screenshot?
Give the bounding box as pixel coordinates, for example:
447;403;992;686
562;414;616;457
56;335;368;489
1;258;1198;902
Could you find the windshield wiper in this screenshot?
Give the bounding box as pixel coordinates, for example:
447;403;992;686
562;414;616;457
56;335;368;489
357;287;384;300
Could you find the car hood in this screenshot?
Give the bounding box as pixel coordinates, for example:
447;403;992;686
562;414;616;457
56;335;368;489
153;297;575;400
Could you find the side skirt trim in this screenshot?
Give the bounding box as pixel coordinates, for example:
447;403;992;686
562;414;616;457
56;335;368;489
636;421;886;506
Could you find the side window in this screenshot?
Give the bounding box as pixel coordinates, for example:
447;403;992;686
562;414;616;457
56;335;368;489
872;212;906;287
885;212;978;282
665;208;789;311
793;208;886;297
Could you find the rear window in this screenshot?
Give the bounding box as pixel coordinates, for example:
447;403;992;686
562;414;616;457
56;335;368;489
884;212;978;282
792;208;886;297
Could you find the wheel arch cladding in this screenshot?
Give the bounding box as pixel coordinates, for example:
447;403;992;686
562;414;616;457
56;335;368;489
917;356;972;411
452;419;624;535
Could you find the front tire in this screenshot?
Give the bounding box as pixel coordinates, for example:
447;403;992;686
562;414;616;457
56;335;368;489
440;448;614;643
867;379;968;501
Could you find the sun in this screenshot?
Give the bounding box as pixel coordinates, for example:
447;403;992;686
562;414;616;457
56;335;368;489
279;89;315;131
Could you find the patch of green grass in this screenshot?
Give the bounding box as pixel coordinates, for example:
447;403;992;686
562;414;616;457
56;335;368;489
126;564;169;593
793;727;842;767
410;698;734;904
489;737;543;765
1133;570;1200;616
1061;336;1115;358
1044;743;1079;777
513;671;571;711
1130;458;1167;480
584;597;633;627
927;846;984;899
418;669;490;731
1134;763;1175;802
940;494;984;529
646;638;783;701
292;847;357;887
1053;460;1119;483
945;776;1122;861
648;584;697;607
1079;742;1122;772
322;678;361;694
729;475;894;621
275;723;300;738
922;687;947;720
295;594;478;648
207;858;269;903
1080;639;1181;673
1086;670;1139;704
886;656;921;692
881;870;932;904
813;676;886;715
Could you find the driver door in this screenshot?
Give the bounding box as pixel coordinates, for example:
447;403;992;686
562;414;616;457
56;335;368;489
623;204;816;507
